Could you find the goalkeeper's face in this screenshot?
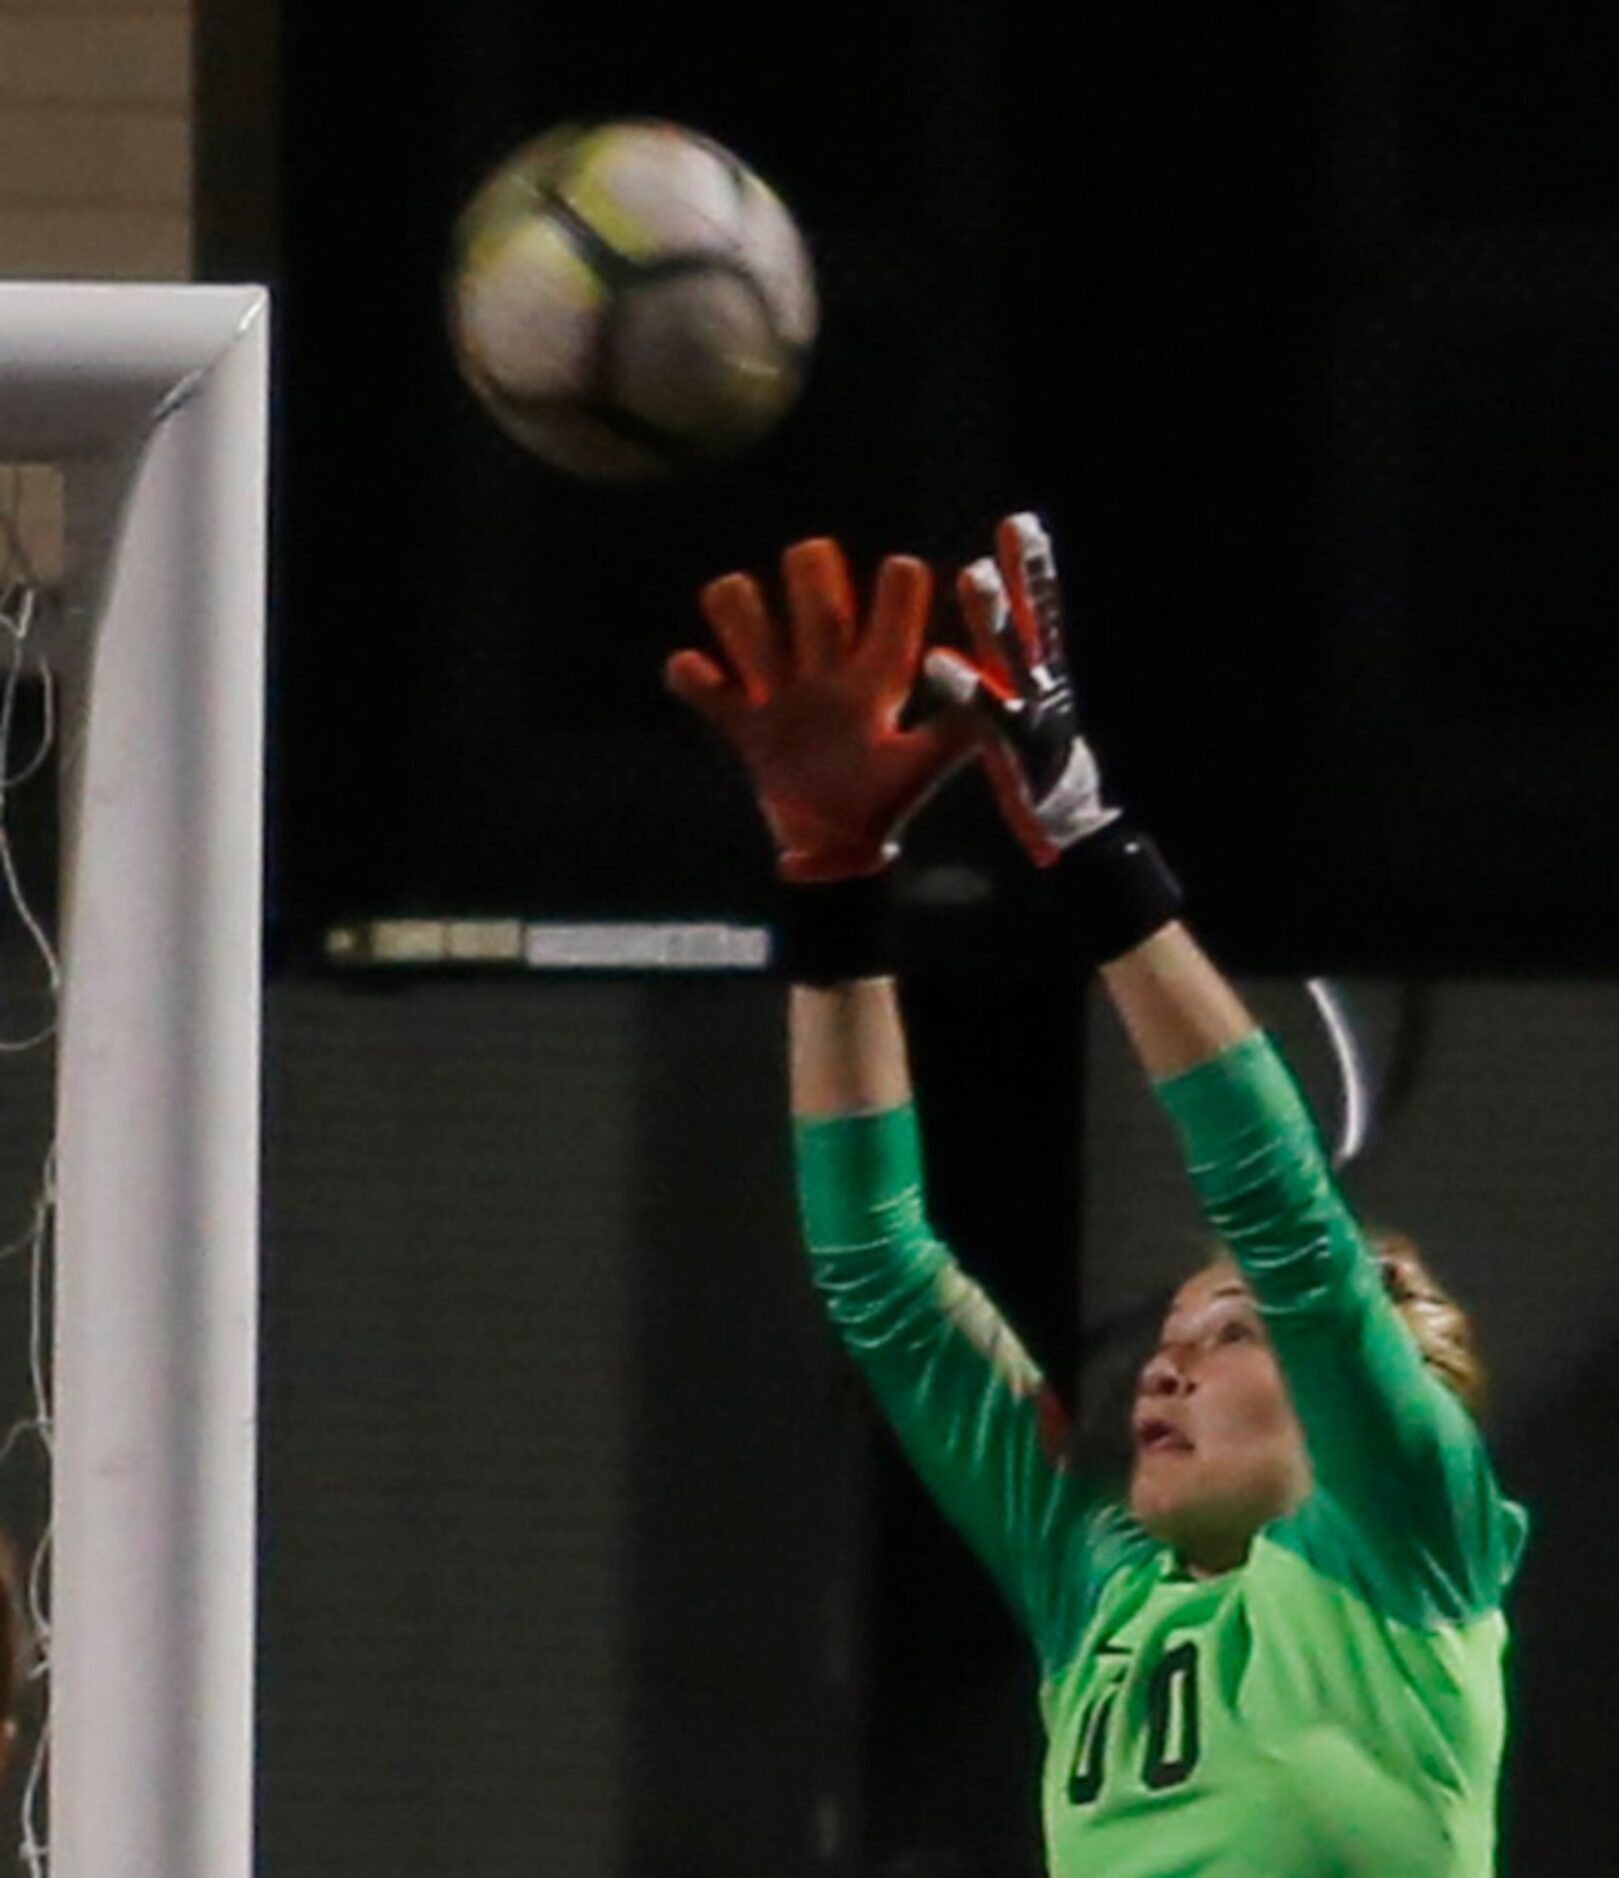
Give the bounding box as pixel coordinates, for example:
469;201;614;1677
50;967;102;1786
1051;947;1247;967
1127;1262;1311;1575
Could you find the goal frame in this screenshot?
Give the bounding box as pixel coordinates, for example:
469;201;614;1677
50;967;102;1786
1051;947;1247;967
0;281;268;1878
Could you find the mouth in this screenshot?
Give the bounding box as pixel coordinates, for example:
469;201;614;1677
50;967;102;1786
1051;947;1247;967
1134;1417;1194;1457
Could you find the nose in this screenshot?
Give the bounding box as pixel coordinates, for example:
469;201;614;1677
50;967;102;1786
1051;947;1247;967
1139;1344;1195;1398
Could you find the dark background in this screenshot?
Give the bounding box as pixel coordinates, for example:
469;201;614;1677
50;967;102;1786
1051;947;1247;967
205;0;1619;978
230;0;1332;967
185;0;1619;1871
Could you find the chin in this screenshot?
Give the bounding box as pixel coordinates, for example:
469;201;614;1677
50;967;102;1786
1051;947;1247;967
1127;1472;1183;1540
1129;1469;1253;1564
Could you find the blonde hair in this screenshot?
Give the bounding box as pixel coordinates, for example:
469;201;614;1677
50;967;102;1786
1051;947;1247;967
1367;1229;1487;1419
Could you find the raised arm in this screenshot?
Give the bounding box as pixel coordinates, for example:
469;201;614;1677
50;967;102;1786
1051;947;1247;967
666;539;1113;1655
934;513;1525;1615
1119;953;1524;1615
788;968;1109;1650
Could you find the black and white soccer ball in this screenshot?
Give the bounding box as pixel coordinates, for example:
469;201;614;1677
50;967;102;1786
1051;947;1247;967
447;118;818;479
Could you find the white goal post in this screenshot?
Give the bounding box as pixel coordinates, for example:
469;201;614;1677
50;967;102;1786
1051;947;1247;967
0;283;268;1878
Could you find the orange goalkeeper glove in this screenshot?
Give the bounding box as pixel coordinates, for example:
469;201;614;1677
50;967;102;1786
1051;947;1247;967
665;536;972;883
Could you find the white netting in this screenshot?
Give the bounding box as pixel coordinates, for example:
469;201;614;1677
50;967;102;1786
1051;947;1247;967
0;464;60;1877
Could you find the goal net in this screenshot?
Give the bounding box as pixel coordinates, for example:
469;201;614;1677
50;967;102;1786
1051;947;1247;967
0;283;268;1878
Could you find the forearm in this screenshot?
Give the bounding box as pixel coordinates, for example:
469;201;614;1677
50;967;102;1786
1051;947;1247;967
789;977;913;1118
1098;920;1258;1080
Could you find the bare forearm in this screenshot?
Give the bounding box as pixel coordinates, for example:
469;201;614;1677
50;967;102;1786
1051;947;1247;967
790;978;913;1118
1098;921;1258;1079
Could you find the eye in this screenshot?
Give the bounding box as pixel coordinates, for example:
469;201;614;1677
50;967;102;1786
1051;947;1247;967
1215;1318;1256;1345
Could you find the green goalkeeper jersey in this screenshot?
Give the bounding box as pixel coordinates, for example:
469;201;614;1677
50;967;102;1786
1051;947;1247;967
793;1032;1528;1877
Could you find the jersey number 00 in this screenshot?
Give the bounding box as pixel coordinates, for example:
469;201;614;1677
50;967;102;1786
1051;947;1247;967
1068;1641;1202;1806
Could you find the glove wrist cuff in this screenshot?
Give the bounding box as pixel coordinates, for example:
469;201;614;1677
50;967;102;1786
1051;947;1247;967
1053;817;1184;964
774;868;898;985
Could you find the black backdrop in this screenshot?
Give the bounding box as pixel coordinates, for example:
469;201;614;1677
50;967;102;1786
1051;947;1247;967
210;0;1329;971
207;0;1619;978
196;0;1619;1870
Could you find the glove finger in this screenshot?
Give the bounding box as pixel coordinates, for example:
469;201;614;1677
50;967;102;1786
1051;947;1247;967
699;571;787;703
663;648;743;737
997;512;1068;679
923;647;1022;737
856;554;933;689
928;646;1057;789
781;536;856;674
958;559;1034;694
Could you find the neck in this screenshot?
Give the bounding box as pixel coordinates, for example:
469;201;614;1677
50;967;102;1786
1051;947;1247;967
1176;1535;1250;1579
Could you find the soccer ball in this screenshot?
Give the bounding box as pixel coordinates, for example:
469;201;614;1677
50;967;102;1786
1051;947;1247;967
447;118;818;479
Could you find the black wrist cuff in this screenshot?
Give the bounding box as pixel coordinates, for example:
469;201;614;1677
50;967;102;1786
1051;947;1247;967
1054;817;1184;964
774;870;898;985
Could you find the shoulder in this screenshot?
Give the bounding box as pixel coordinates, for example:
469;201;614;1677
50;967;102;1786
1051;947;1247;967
1264;1482;1529;1629
1045;1503;1162;1661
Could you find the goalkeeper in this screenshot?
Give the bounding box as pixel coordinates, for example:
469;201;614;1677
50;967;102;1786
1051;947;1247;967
665;518;1527;1876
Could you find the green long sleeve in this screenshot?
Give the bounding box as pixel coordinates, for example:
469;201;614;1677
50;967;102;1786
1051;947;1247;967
794;1104;1139;1667
1153;1031;1528;1624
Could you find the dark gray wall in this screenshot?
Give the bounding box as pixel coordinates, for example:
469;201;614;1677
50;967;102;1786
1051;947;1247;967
259;980;641;1874
258;975;867;1877
0;965;1605;1873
